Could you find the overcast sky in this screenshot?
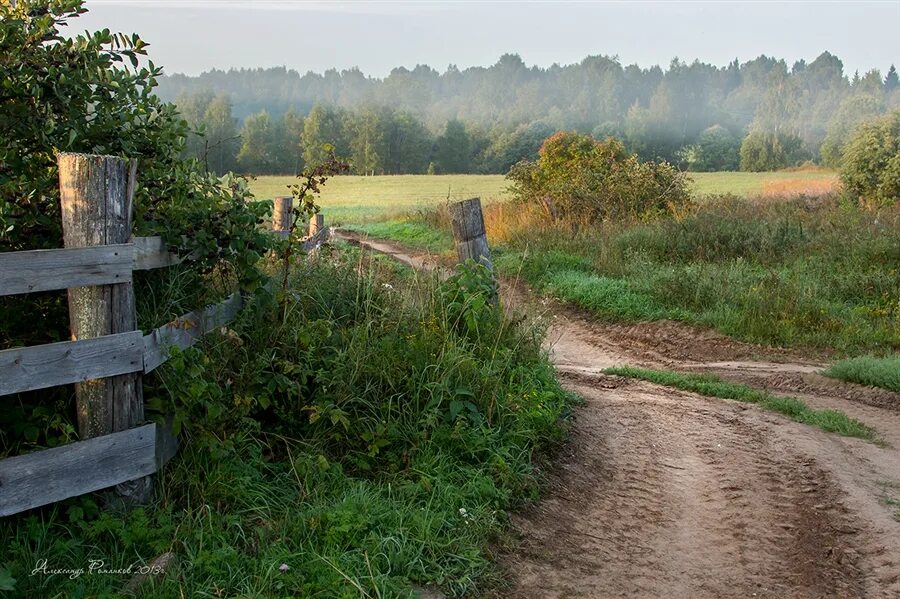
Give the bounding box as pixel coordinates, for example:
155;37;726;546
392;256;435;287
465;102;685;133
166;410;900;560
73;1;900;78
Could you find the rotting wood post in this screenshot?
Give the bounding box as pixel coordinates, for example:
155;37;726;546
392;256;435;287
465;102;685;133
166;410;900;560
449;197;494;272
58;153;151;501
272;196;293;235
309;213;324;237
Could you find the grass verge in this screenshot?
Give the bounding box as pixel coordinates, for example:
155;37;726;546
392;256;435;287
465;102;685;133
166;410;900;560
0;248;572;598
824;355;900;393
603;365;876;441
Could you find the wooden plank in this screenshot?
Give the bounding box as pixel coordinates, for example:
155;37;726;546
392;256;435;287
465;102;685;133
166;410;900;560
0;244;133;297
0;424;157;517
155;416;179;468
132;236;181;270
142;292;243;373
0;331;144;397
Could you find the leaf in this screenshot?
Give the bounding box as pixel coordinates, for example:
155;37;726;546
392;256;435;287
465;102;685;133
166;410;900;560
0;566;16;592
449;400;464;420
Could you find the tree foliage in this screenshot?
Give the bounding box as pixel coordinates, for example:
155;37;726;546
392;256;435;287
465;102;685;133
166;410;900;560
0;0;273;343
507;132;692;221
739;130;805;171
434;120;473;174
160;51;900;169
681;125;740;171
841;109;900;206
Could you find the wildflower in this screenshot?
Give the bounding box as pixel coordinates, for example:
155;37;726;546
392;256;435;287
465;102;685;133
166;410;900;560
279;563;290;573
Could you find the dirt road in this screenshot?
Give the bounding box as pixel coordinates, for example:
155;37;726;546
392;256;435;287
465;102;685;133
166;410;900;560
338;232;900;598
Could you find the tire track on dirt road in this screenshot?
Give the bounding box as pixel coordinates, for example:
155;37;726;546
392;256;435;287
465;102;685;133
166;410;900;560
336;231;900;598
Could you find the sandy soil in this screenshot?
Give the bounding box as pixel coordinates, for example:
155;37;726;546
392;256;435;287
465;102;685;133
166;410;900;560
336;231;900;598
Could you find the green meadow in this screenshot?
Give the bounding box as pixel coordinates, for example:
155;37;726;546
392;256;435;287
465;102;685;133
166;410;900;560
249;171;839;223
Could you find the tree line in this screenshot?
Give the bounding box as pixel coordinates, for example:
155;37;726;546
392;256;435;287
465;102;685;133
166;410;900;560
165;52;900;175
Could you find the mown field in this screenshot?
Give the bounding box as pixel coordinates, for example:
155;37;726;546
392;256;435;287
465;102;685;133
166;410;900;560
249;171;839;223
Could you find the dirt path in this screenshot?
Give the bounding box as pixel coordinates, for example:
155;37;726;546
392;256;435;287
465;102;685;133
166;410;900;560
336;231;900;598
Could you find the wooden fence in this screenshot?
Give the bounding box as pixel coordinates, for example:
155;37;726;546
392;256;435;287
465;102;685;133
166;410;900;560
0;155;326;517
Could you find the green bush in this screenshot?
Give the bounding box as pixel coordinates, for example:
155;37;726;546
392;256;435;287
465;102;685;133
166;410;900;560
681;125;741;171
0;0;272;455
739;129;806;171
506;132;692;221
840;110;900;206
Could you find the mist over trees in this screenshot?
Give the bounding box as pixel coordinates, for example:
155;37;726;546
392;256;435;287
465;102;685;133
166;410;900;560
160;52;900;175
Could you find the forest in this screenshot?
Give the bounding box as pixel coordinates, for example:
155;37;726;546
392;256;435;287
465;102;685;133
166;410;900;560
160;52;900;175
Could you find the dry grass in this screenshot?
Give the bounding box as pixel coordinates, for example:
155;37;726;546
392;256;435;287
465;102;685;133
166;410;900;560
762;177;839;198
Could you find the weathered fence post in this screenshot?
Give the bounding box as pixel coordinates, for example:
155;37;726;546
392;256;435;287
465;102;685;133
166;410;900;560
273;195;293;235
309;213;324;237
449;197;493;272
58;153;150;501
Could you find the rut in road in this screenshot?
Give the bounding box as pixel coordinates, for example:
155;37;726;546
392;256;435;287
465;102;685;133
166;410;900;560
338;231;900;598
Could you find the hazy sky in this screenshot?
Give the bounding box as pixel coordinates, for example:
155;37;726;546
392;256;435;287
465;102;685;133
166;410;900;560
73;1;900;78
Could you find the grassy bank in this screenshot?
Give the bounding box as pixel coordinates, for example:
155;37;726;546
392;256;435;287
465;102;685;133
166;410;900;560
0;249;571;598
248;171;839;224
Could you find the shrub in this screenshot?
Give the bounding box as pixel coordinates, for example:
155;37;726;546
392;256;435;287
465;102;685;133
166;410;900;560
682;125;740;171
739;129;806;171
506;132;692;221
0;0;272;455
840;110;900;206
0;0;274;328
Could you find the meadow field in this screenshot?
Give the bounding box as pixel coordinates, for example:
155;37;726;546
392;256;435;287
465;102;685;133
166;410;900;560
261;167;898;359
249;170;839;223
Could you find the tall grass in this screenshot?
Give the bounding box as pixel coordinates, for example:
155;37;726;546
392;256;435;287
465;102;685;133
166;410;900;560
0;248;572;598
387;194;900;354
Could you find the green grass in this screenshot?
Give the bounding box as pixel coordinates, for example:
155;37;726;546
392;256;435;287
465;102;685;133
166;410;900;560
0;250;572;598
249;174;512;224
824;355;900;392
248;171;838;224
603;366;876;441
344;220;453;254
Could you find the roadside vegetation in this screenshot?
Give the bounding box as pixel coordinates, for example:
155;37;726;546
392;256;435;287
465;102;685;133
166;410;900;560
1;251;571;597
352;127;899;359
825;355;900;393
603;366;875;441
0;3;571;596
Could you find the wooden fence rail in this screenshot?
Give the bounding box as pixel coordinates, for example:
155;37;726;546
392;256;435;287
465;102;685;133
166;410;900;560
0;162;327;517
